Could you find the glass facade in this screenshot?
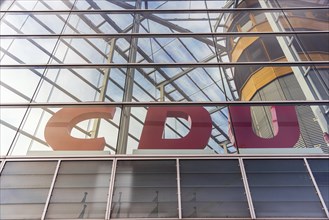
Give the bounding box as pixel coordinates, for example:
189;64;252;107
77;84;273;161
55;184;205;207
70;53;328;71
0;157;328;219
244;159;326;218
1;0;328;156
180;159;249;218
46;160;113;219
112;160;177;218
0;0;328;219
0;161;57;219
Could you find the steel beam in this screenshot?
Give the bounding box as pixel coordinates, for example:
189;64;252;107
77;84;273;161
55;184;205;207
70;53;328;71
116;0;142;154
1;100;328;108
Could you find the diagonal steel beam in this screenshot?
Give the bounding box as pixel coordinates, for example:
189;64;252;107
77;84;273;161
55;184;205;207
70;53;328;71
109;0;227;51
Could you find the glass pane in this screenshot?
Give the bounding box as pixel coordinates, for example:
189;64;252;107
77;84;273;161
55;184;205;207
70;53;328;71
244;159;326;218
1;161;57;174
180;159;249;218
0;161;57;220
1;13;68;34
1;0;328;158
228;104;328;153
45;160;112;219
0;204;46;220
307;159;329;208
111;160;178;218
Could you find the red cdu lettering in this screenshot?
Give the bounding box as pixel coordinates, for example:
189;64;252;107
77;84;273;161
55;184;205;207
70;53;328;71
138;106;212;149
228;106;300;148
44;107;116;151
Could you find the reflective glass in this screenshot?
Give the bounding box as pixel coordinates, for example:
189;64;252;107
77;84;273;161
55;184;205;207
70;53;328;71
6;0;74;10
74;0;136;10
45;160;112;219
228;104;329;153
0;1;328;219
111;160;178;218
0;38;58;64
180;159;250;218
244;159;326;218
1;13;69;34
1;103;328;156
0;0;328;157
0;161;57;220
307;159;329;208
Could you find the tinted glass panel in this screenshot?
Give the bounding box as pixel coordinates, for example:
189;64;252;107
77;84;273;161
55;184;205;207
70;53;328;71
45;160;112;219
244;159;326;218
0;161;57;220
180;159;250;218
111;160;178;218
307;159;329;208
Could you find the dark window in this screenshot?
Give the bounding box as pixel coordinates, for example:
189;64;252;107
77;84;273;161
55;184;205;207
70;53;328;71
244;159;326;218
294;33;329;53
234;39;268;94
180;159;250;218
262;37;285;60
307;159;329;208
111;160;178;218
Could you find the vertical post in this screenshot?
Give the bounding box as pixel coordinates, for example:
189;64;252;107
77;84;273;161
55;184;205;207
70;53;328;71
159;85;165;101
238;158;256;219
234;0;239;8
41;160;61;220
303;158;329;218
91;38;116;138
116;0;142;154
219;56;238;100
176;159;182;219
258;0;328;134
221;143;228;154
106;158;117;220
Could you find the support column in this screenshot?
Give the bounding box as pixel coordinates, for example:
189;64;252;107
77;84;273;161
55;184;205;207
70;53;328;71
116;0;142;154
91;38;116;139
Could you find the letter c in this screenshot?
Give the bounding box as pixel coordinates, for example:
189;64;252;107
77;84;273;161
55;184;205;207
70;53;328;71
44;107;116;151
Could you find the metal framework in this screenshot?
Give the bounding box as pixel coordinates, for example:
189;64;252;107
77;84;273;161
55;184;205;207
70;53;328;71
0;155;328;219
0;0;328;156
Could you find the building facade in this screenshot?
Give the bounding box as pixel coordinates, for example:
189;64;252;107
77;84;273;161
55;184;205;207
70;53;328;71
0;0;328;219
226;0;329;152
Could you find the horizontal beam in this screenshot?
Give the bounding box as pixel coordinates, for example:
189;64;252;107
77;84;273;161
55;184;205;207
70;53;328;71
1;61;328;68
1;7;328;13
1;31;328;38
1;155;329;160
0;100;328;108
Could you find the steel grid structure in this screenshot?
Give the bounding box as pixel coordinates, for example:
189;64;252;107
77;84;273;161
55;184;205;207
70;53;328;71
0;1;328;154
1;1;329;219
